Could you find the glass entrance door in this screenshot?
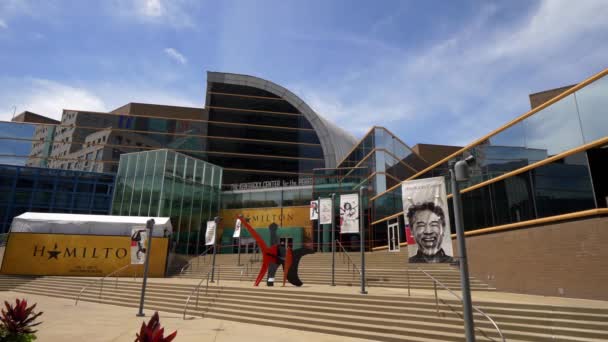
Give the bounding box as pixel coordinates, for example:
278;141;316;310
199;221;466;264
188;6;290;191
387;219;400;252
279;237;294;249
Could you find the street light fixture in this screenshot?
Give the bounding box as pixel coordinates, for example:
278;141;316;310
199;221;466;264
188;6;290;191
450;155;476;342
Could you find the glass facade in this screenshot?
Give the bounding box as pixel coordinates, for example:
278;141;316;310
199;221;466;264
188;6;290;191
0;164;115;233
206;82;324;185
111;149;222;255
370;71;608;240
221;186;312;209
318;127;430;249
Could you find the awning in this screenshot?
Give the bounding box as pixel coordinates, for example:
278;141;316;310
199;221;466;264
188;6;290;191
9;212;172;237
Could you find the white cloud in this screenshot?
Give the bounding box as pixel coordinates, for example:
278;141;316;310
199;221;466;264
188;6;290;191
137;0;162;17
0;19;7;29
293;0;608;144
0;78;201;122
164;47;187;65
0;78;107;121
110;0;196;28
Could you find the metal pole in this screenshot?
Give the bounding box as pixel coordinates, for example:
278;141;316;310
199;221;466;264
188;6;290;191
237;216;242;266
317;196;321;252
359;187;367;295
237;236;241;266
210;216;219;283
330;193;336;286
450;168;475;342
136;219;154;317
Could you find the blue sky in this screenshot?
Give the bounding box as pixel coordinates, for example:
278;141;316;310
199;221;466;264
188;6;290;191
0;0;607;146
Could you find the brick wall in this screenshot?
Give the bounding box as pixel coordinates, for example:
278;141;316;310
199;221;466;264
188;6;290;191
453;215;608;300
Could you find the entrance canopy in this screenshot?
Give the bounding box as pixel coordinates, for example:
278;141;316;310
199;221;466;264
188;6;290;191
9;212;172;237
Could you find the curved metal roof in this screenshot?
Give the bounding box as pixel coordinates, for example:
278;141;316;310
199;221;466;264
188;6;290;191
207;71;357;168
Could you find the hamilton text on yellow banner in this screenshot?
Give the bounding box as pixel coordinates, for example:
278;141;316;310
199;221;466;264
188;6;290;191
0;233;168;277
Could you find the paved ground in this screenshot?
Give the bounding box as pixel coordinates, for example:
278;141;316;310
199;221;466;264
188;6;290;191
0;291;370;342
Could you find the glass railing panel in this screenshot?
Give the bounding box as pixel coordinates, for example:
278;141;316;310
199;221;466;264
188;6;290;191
523;93;584;156
574;75;608;143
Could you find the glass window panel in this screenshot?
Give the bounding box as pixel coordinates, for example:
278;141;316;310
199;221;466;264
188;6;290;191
531;152;595;218
461;186;494;231
0;122;36;140
140;151;157;216
574;76;608;143
489;173;535;226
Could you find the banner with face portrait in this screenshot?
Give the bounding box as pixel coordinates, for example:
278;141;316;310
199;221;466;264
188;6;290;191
401;177;454;263
319;198;333;224
205;220;217;246
310;200;319;220
233;218;242;238
130;227;148;265
339;193;359;234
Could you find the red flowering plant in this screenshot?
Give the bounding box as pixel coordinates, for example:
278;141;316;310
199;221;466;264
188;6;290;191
0;298;43;342
135;312;177;342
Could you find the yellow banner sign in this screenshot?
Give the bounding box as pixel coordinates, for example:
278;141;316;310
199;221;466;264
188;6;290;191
0;233;168;277
221;206;311;229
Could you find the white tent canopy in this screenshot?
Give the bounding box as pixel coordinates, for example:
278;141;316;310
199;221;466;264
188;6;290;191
9;213;172;237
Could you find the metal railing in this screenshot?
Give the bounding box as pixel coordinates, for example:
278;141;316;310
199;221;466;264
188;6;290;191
239;263;251;281
179;246;213;275
183;265;221;319
335;239;360;279
75;264;138;306
0;233;8;247
417;268;506;342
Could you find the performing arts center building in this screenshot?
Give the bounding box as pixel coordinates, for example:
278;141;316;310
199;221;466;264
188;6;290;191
1;68;607;299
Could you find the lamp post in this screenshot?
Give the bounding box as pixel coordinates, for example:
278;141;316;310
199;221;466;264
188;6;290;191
236;215;242;266
450;156;476;342
359;186;367;295
136;218;155;317
317;195;321;252
210;216;220;283
330;193;336;286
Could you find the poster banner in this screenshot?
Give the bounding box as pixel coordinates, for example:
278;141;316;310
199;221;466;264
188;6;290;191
130;227;147;265
401;177;454;263
309;200;319;220
0;233;168;277
319;198;332;225
233;218;242;238
339;193;359;233
205;220;217;246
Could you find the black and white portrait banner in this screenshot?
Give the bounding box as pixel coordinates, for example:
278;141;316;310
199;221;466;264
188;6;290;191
310;200;319;220
401;177;454;263
205;220;217;246
130;227;147;265
319;198;332;224
339;193;359;234
233;218;242;238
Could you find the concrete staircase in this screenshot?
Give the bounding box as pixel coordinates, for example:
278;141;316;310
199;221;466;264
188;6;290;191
173;249;496;291
1;275;607;341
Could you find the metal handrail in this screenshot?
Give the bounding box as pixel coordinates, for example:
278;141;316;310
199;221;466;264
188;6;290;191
183;264;221;320
417;268;506;342
180;246;213;274
0;233;8;247
335;239;361;278
239;263;251;281
75;264;137;306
